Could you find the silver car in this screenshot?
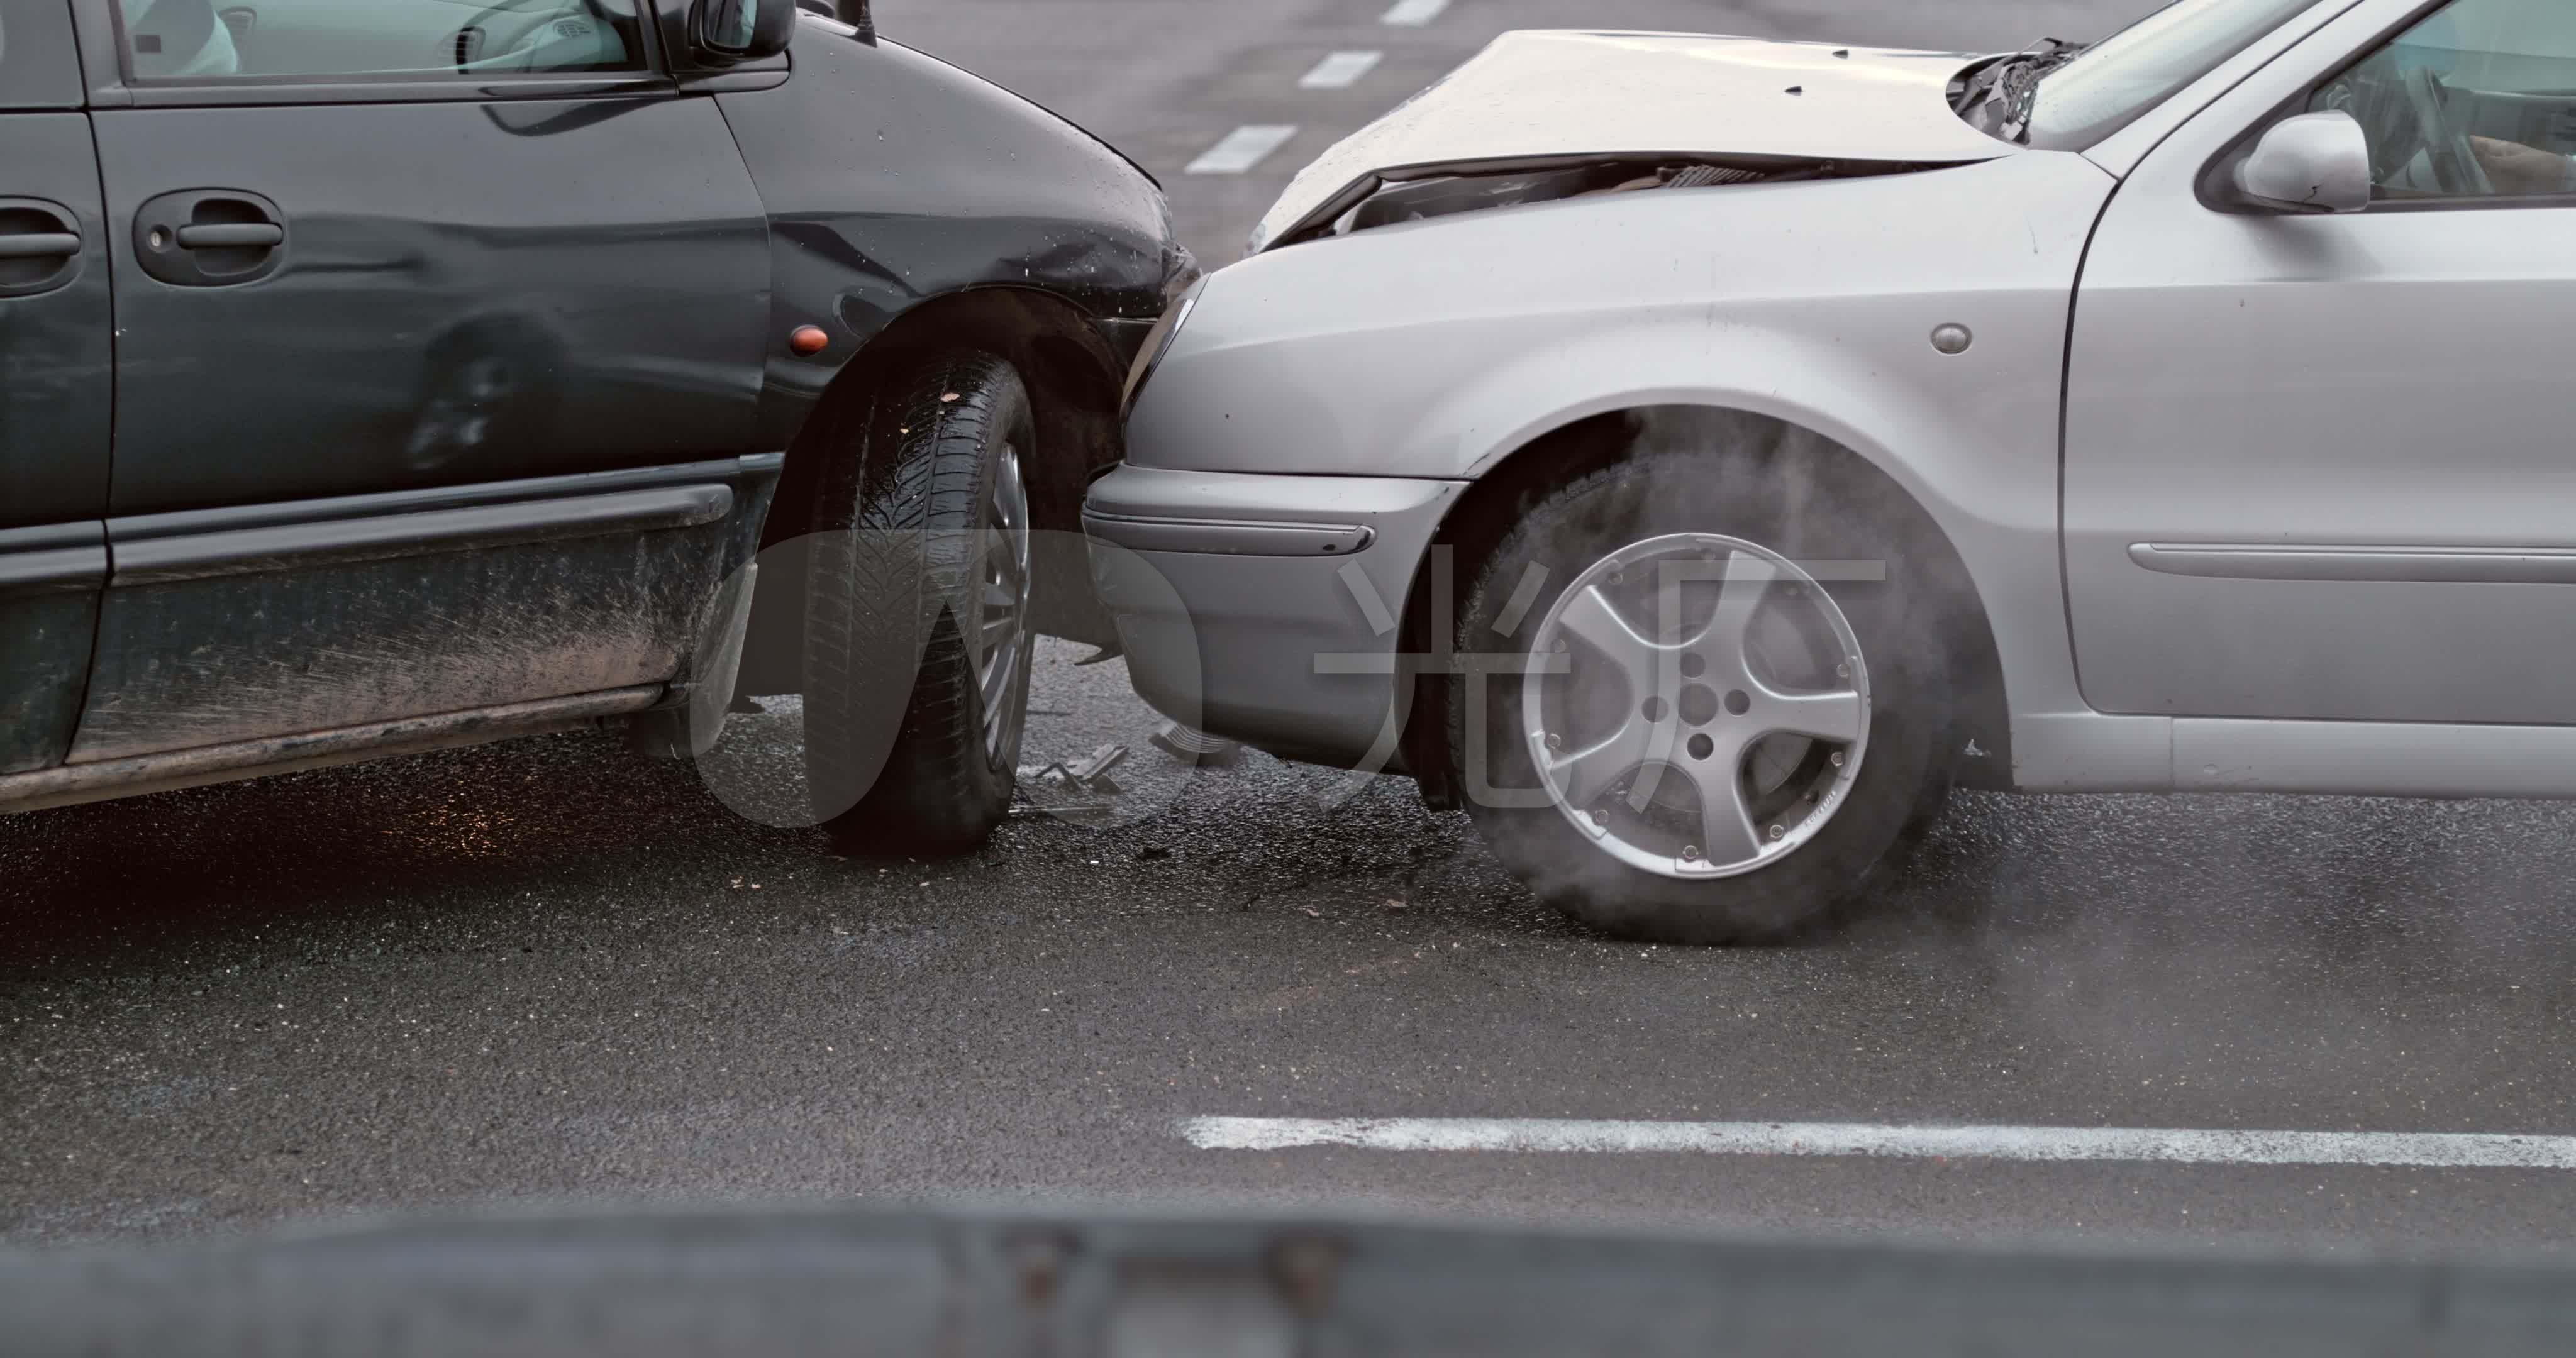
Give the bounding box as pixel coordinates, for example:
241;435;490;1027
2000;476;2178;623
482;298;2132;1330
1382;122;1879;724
1086;0;2576;944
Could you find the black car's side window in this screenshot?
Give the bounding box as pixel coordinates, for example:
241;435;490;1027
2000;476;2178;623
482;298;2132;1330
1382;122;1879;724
116;0;649;82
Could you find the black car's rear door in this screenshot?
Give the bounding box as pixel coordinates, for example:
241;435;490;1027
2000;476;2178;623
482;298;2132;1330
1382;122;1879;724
0;0;111;776
64;0;774;761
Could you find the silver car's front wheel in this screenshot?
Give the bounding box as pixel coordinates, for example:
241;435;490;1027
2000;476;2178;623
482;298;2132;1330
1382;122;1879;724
1522;533;1870;881
1451;450;1948;945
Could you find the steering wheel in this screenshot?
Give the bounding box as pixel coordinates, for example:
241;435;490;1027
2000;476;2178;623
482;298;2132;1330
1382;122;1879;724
2402;63;2494;197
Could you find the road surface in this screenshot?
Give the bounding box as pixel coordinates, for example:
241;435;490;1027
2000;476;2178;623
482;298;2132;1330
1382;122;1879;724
15;0;2576;1266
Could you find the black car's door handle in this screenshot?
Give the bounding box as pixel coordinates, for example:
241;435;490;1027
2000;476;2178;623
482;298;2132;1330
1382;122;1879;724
134;189;287;287
174;222;284;250
0;232;80;259
0;197;84;297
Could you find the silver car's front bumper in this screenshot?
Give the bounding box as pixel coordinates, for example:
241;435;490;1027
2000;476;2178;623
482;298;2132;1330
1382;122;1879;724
1083;465;1465;766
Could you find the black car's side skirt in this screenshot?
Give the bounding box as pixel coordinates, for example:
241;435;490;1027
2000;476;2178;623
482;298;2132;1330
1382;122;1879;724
68;455;780;767
0;685;662;815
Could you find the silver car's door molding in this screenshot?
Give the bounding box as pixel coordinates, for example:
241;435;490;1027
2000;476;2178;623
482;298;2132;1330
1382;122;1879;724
2129;543;2576;585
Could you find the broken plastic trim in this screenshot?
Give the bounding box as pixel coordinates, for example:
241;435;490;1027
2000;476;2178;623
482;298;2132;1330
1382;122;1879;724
1256;153;1931;253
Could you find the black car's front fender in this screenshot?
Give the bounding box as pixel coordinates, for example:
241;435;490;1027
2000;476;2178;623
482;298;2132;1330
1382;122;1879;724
716;19;1180;453
716;21;1182;666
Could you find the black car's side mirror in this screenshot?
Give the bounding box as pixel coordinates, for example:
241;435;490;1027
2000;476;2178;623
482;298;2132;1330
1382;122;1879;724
692;0;796;62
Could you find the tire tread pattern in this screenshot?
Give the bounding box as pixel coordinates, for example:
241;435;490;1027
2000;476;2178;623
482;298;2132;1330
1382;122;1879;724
802;351;1033;855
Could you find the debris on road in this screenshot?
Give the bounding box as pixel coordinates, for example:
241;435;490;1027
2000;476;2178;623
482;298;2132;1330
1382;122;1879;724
1150;719;1241;768
1067;742;1128;790
1021;743;1130;795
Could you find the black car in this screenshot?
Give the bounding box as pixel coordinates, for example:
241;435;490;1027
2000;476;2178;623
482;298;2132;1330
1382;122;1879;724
0;0;1189;849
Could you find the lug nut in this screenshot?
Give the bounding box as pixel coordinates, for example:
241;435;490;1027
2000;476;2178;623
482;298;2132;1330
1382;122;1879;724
1829;751;1845;768
1590;809;1607;826
1680;845;1701;862
1545;732;1563;752
1835;662;1850;679
1551;639;1567;654
1768;824;1785;841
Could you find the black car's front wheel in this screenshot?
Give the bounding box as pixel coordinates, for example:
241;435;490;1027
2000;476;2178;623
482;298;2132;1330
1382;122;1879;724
801;350;1036;855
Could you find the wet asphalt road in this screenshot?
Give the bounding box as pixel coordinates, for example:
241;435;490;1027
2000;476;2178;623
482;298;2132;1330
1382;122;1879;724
15;0;2576;1264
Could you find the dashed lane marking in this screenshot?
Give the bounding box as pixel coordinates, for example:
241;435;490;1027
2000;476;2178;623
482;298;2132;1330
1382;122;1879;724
1380;0;1448;26
1180;1117;2576;1169
1300;50;1385;89
1185;124;1301;175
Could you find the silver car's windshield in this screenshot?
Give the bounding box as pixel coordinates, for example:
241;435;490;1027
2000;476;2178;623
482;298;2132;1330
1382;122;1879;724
2022;0;2333;148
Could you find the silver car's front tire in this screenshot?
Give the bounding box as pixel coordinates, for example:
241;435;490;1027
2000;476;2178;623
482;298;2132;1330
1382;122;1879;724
1448;451;1948;943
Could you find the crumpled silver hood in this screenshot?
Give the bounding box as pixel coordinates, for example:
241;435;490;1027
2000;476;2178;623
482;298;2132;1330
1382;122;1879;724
1250;31;2011;252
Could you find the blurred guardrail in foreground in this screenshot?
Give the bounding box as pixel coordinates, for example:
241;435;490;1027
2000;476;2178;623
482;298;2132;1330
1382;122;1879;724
7;1206;2573;1355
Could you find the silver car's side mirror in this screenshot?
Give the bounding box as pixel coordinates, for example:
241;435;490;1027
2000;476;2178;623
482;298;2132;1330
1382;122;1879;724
2234;111;2372;214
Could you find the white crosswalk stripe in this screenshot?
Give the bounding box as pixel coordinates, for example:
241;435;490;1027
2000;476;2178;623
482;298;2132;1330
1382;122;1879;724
1299;50;1384;89
1184;124;1301;175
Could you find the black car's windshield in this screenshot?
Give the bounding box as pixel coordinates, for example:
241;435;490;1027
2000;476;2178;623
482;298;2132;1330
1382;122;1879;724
1985;0;2334;147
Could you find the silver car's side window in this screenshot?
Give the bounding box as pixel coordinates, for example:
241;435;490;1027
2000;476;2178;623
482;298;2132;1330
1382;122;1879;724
2311;0;2576;200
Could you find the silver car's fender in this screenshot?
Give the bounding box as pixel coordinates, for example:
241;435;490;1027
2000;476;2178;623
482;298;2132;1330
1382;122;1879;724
1127;151;2118;733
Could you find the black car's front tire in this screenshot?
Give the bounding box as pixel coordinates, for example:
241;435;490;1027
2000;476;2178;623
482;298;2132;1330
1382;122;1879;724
801;351;1036;855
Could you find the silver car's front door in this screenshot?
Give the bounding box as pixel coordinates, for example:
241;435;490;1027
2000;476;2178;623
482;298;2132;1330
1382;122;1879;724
2064;0;2576;725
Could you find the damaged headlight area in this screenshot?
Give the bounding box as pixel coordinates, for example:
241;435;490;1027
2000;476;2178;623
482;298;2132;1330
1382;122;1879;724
1259;157;1924;253
1121;276;1204;416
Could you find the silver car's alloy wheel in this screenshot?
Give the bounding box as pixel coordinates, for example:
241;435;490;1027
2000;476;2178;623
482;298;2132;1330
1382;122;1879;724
1521;533;1870;881
975;440;1034;767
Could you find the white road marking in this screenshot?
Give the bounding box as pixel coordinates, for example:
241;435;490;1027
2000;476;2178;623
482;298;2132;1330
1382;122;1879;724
1179;1117;2576;1169
1380;0;1448;26
1299;50;1384;89
1185;124;1300;175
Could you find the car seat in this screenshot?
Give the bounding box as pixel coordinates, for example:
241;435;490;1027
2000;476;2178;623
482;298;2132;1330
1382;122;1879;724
121;0;239;79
